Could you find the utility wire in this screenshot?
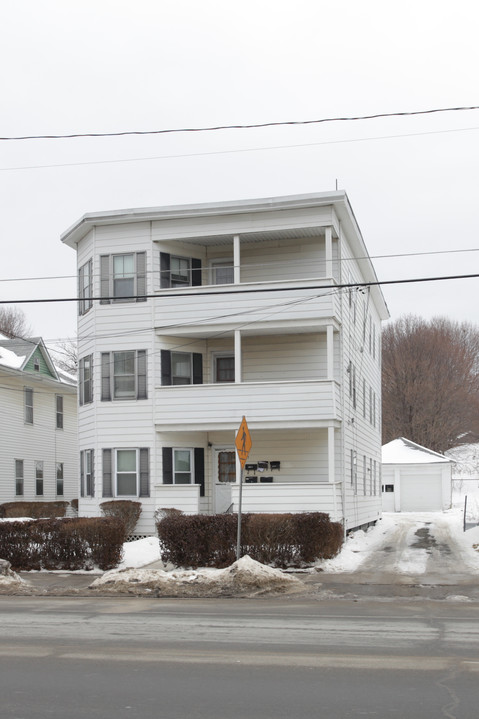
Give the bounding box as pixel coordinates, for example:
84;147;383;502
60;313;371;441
1;272;479;305
2;246;479;285
2;105;479;141
2;125;479;172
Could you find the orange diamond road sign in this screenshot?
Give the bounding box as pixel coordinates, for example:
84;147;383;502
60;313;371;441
235;416;252;468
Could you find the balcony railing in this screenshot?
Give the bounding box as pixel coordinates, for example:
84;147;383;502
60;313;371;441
154;278;340;334
155;379;341;430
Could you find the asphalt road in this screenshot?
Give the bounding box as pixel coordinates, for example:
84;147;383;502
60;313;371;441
1;596;479;718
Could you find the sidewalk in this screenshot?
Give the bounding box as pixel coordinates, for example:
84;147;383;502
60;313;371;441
14;565;479;601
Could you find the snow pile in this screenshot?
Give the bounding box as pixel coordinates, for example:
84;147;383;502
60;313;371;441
0;559;27;593
90;555;302;597
118;536;162;569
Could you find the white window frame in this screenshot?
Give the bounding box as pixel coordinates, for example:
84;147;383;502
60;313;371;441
113;253;136;300
173;448;194;485
115;448;139;497
171;351;193;385
79;355;93;405
15;459;24;496
79;258;93;315
112;351;136;399
170;256;191;287
24;387;33;424
56;462;64;496
210;258;234;285
81;449;94;497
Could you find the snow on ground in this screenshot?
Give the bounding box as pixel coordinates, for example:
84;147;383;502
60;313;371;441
90;555;303;597
119;536;163;569
317;484;479;575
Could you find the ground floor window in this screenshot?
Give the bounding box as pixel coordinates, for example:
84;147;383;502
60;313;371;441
35;461;44;496
116;449;139;496
56;462;64;496
15;459;24;496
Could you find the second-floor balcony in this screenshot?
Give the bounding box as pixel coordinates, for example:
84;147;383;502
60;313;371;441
154;379;341;431
154;278;340;336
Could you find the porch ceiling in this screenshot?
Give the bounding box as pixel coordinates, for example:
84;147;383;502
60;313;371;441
164;226;326;247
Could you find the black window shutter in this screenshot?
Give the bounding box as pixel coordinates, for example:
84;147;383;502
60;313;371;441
101;353;111;401
192;353;203;384
137;350;147;399
80;451;85;497
162;447;173;484
139;448;150;497
91;449;95;497
161;350;172;386
194;447;205;497
136;252;147;301
160;252;171;288
191;258;202;286
102;449;113;497
100;255;111;304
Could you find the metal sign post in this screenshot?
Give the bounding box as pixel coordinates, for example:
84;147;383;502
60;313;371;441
235;416;252;561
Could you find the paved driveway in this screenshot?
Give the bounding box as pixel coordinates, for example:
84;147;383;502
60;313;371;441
324;513;479;587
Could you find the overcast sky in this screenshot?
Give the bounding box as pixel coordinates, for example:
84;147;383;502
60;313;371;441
1;0;479;349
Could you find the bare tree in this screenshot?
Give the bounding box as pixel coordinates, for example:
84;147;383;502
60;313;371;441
382;315;479;453
0;306;33;338
51;339;78;376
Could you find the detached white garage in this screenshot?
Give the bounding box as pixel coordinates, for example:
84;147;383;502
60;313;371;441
382;437;452;512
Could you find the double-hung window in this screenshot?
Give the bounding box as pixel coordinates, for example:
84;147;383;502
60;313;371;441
115;449;138;496
170;256;191;286
35;461;44;496
172;352;193;385
160;252;202;288
100;252;146;303
24;387;33;424
56;395;64;429
80;449;94;497
102;448;149;498
15;459;24;496
211;260;234;285
173;448;193;484
161;350;202;385
215;355;235;382
78;259;93;315
79;355;93;405
56;462;64;496
101;350;147;400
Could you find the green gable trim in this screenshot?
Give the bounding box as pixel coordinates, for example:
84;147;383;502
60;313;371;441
24;348;55;378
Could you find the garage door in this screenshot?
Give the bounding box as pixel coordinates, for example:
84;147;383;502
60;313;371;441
400;475;443;511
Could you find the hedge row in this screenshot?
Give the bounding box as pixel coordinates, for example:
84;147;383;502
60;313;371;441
157;512;343;568
0;517;125;571
100;500;142;536
0;501;70;519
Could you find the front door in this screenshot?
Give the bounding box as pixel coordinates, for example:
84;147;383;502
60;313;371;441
214;449;236;513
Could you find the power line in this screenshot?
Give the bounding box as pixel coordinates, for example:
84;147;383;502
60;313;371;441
2;124;479;172
2;246;479;284
2;272;479;305
1;105;478;141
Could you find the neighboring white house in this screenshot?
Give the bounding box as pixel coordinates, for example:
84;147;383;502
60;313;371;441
381;437;453;512
0;334;78;506
61;191;389;536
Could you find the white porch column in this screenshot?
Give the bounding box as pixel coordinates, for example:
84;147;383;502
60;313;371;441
326;324;334;380
325;226;333;278
328;425;335;483
233;234;240;284
234;329;242;383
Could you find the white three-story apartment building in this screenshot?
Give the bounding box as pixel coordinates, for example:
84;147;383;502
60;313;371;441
62;192;389;536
